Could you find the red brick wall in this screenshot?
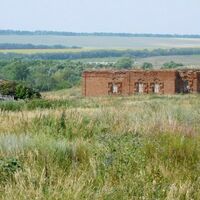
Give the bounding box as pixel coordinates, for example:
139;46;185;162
130;70;177;94
82;70;200;96
177;70;200;93
197;72;200;92
82;71;130;97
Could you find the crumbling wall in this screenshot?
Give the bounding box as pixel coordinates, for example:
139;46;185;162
82;69;200;97
197;72;200;93
177;70;199;93
130;70;176;94
82;71;130;97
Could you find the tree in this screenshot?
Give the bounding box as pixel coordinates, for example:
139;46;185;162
162;61;183;69
115;57;134;69
3;60;30;81
142;62;153;70
13;64;30;81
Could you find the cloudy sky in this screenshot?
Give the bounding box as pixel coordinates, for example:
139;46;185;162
1;0;200;34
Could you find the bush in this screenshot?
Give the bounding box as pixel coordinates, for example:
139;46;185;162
115;57;134;69
0;80;41;100
15;84;41;99
0;80;16;96
142;62;153;70
162;61;184;69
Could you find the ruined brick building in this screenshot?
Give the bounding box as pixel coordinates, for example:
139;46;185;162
82;70;200;96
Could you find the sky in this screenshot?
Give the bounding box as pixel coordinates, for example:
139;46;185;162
1;0;200;34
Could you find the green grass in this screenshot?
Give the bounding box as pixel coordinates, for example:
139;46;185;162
0;47;94;54
1;90;200;199
135;55;200;68
77;55;200;68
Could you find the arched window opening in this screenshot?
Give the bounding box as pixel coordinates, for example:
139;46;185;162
154;83;160;93
138;83;144;93
183;80;190;93
108;82;122;95
112;84;118;93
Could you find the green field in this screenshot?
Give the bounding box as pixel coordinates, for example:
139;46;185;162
1;89;200;199
1;35;200;49
2;49;200;69
76;55;200;68
0;48;93;54
135;55;200;68
1;35;200;67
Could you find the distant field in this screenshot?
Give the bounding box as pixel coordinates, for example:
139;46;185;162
1;35;200;49
2;36;200;66
77;55;200;68
136;55;200;68
0;48;93;54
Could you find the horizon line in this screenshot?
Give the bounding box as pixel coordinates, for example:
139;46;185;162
1;29;200;37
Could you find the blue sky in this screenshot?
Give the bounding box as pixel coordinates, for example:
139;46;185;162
1;0;200;34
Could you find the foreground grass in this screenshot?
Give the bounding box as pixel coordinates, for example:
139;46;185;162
1;90;200;199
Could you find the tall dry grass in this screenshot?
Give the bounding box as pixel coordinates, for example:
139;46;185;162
1;91;200;199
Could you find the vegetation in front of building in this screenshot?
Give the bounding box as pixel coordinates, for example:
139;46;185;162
0;91;200;199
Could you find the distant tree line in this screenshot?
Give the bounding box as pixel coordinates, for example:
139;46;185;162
141;61;184;70
1;48;200;60
0;43;81;49
0;58;185;92
2;30;200;38
0;59;87;91
0;58;134;92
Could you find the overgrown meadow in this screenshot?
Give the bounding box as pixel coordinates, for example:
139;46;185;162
1;88;200;199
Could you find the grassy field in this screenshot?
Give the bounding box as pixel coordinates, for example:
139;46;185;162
1;48;200;68
135;55;200;68
0;48;94;54
1;35;200;49
1;35;200;69
77;55;200;68
1;88;200;199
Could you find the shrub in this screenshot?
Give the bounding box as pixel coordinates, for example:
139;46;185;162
162;61;184;69
0;80;16;96
115;57;134;69
142;62;153;70
15;84;41;99
0;80;41;100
